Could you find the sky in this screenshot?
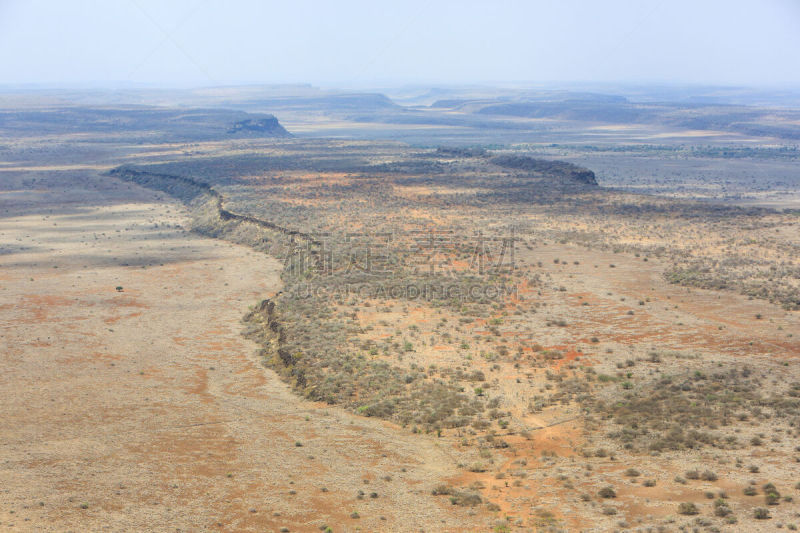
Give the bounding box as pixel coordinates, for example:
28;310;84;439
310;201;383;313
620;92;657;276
1;0;800;88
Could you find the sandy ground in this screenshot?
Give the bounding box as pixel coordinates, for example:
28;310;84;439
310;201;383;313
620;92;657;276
0;173;486;532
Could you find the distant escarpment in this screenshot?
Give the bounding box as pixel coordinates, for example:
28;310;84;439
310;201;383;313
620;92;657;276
490;155;598;186
107;166;315;246
0;106;291;142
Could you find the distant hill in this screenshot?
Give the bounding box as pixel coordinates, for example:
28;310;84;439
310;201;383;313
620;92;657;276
431;95;800;140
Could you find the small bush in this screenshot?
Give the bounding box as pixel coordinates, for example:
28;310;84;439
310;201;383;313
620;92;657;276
700;470;718;481
598;486;616;499
431;484;453;496
713;499;731;517
678;502;699;515
449;491;482;506
765;491;781;506
754;507;770;520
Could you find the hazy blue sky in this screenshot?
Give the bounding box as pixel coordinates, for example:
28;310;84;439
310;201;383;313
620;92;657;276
1;0;799;87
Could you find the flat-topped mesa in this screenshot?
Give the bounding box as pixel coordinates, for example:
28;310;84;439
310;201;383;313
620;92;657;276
228;115;291;136
490;155;598;186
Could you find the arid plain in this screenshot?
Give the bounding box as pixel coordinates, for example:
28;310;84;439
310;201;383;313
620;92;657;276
2;88;800;532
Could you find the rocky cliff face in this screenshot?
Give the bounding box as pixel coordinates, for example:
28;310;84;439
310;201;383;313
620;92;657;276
242;299;308;387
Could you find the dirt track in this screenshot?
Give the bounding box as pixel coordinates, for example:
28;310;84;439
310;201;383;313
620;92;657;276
0;172;485;532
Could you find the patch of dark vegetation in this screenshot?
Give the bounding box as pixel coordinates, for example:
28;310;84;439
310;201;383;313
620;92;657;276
435;146;488;158
489;155;598;186
587;365;800;452
431;485;483;506
665;263;800;311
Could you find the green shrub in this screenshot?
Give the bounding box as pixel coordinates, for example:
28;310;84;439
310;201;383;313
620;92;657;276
713;499;731;517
